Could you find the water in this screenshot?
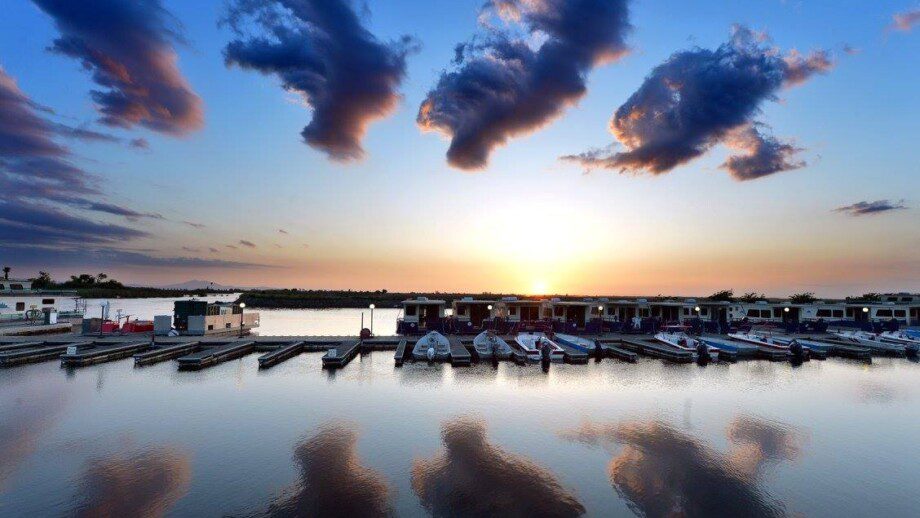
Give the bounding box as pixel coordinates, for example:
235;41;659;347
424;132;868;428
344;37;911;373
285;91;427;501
2;304;919;516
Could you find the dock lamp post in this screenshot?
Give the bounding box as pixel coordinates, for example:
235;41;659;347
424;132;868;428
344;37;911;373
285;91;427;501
238;302;246;338
598;305;604;332
695;306;701;334
487;305;493;331
369;304;375;335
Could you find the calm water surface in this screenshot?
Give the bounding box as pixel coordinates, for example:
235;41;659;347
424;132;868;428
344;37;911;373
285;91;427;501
1;302;919;517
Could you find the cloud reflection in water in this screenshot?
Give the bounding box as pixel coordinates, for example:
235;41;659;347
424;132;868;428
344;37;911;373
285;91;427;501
73;447;191;517
412;416;585;517
261;422;393;517
561;415;804;517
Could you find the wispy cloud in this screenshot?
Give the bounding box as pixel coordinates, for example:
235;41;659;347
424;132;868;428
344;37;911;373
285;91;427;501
223;0;416;161
834;199;908;216
278;228;288;235
129;138;149;150
33;0;204;135
208;247;219;253
419;0;631;170
2;244;275;269
562;25;832;180
181;220;205;229
239;239;256;248
889;8;920;32
225;244;238;250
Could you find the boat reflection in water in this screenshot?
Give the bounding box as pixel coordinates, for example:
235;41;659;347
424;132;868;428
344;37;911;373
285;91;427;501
412;416;585;517
262;423;392;517
561;415;805;517
72;447;191;517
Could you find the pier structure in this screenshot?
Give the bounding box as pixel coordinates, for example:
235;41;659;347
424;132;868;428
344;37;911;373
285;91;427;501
0;330;905;371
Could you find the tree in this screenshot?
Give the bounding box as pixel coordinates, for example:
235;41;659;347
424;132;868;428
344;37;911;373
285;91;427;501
2;266;10;280
739;292;766;303
30;271;54;289
859;292;881;302
707;289;734;302
789;292;817;304
97;273;108;282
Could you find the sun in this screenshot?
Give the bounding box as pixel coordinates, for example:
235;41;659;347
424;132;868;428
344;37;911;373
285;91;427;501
531;280;549;295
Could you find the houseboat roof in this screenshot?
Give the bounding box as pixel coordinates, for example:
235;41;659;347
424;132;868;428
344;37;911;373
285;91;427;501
401;297;446;305
502;299;543;306
452;298;495;305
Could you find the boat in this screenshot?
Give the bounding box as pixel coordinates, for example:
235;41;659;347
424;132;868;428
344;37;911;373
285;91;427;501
831;330;907;356
553;333;597;353
728;331;813;359
412;331;451;361
515;333;564;363
698;336;758;356
770;336;836;355
906;329;920;340
654;326;720;361
877;331;920;354
472;331;513;360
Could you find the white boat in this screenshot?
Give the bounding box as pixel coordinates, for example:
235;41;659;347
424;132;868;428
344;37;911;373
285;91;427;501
654;329;719;362
412;331;451;361
515;333;564;363
472;331;513;360
878;331;920;353
728;332;792;352
553;333;596;353
832;330;907;355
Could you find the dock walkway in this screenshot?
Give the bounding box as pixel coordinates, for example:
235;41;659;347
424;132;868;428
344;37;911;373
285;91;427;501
134;341;202;366
322;340;361;369
177;341;255;370
61;341;150;367
449;337;471;366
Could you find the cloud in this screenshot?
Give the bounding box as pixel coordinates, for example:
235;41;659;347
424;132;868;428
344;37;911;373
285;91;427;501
208;247;219;253
33;0;204;135
720;123;805;180
834;199;908;216
842;44;861;55
181;246;199;252
890;8;920;31
181;220;206;228
560;416;804;517
419;0;631;170
562;25;832;179
51;122;120;143
72;447;191;517
260;422;392;516
0;200;147;245
223;0;415;161
0;244;275;269
225;244;238;249
129;137;149;149
239;239;256;248
76;201;164;221
278;228;288;235
412;416;585;516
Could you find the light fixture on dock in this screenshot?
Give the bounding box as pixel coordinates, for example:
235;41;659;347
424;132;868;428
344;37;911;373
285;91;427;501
369;304;375;334
862;307;869;313
784;307;790;312
239;302;246;338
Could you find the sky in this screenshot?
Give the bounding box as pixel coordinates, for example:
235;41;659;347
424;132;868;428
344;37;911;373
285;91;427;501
0;0;917;297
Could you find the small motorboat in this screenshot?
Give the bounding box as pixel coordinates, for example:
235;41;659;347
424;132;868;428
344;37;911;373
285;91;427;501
515;333;564;363
728;332;811;359
412;331;451;361
877;331;920;354
699;336;758;356
771;336;836;355
553;333;596;353
654;327;719;362
831;330;907;356
472;331;513;360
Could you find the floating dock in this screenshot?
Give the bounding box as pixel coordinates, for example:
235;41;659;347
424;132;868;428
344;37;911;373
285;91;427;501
177;341;255;371
257;341;306;369
620;338;693;363
0;341;88;367
321;340;361;369
597;340;638;362
61;341;151;367
134;341;202;366
448;337;472;366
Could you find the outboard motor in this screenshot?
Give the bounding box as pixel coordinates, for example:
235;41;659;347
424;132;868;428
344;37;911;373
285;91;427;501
789;339;805;362
540;338;552;361
696;340;710;365
426;346;436;362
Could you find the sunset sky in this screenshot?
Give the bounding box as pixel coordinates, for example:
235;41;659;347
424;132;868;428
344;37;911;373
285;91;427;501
1;0;917;297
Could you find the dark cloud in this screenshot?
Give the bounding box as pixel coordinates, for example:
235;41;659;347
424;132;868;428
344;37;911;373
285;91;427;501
560;416;804;517
419;0;631;170
239;239;256;248
0;243;274;269
226;244;239;249
33;0;204;135
890;9;920;31
842;44;861;55
720;123;805;180
181;246;199;253
77;201;164;221
278;228;288;234
223;0;415;161
834;199;908;216
129;137;149;149
0;200;147;245
72;447;191;517
51;122;120;143
182;220;206;229
562;26;832;179
260;422;392;516
208;247;219;253
412;416;585;516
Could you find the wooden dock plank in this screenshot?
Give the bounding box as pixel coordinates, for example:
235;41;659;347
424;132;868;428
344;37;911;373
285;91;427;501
0;341;43;352
0;342;87;367
449;337;471;366
176;341;255;370
257;341;306;369
598;341;638;362
322;340;361;369
551;339;589;364
394;339;408;366
61;342;151;367
133;341;201;366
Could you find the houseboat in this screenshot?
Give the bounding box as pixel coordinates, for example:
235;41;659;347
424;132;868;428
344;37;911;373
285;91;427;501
494;297;545;331
450;297;495;333
542;298;594;333
843;302;909;330
397;297;447;334
163;300;259;336
601;299;651;331
0;278;82;324
879;293;920;326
